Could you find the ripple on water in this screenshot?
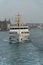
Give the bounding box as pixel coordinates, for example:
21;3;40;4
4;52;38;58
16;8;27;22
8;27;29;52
0;30;43;65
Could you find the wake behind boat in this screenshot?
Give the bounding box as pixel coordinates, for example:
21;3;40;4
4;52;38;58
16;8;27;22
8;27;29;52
9;14;30;43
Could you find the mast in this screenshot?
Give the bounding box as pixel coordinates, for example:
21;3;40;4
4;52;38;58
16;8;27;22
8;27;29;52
17;14;20;29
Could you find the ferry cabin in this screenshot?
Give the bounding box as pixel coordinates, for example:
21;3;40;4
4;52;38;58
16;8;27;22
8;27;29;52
9;26;30;42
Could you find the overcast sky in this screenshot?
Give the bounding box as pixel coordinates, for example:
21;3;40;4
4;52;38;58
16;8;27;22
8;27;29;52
0;0;43;23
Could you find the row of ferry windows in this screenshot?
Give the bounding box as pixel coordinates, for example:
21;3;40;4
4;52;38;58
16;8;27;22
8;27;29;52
10;28;28;29
9;32;29;34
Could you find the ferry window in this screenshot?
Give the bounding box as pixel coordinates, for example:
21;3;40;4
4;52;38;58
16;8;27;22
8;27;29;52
20;28;28;29
10;28;14;29
9;32;14;34
9;32;17;34
21;32;29;33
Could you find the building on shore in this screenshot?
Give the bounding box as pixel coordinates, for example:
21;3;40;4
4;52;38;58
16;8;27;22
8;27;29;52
0;19;11;31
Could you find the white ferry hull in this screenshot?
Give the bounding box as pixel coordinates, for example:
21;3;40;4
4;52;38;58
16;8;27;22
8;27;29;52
9;32;30;43
9;25;30;43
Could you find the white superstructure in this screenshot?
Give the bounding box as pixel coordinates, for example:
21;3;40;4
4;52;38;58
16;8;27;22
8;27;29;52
9;14;30;43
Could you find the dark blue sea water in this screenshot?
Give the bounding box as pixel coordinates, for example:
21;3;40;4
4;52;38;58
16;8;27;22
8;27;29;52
0;28;43;65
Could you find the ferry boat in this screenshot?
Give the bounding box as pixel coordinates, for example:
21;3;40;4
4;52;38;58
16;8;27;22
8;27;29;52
9;14;30;43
